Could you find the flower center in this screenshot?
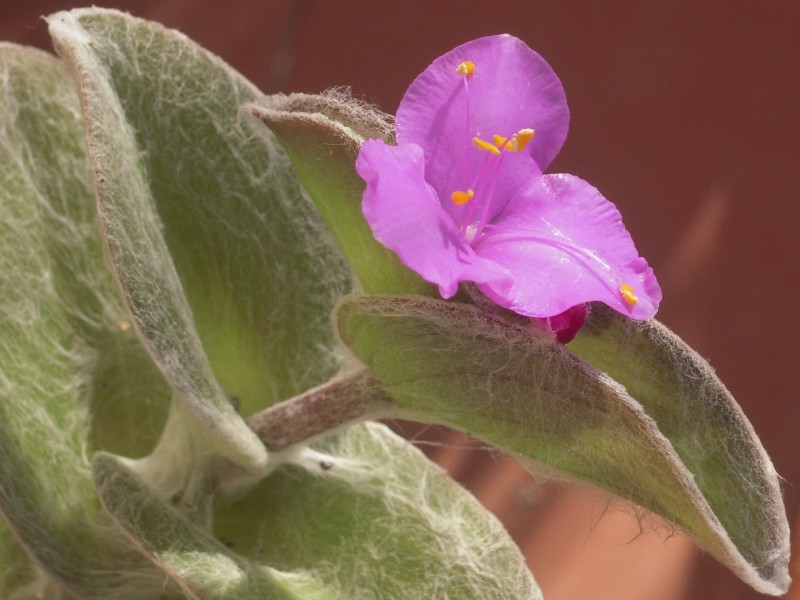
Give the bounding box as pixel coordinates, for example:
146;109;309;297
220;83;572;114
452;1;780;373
449;129;536;213
449;61;537;244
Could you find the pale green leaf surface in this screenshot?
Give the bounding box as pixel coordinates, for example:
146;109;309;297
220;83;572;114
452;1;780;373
0;43;180;599
93;453;327;600
0;518;34;597
336;295;789;595
48;9;259;473
40;12;535;599
214;422;542;600
568;305;790;593
248;95;435;297
48;8;351;441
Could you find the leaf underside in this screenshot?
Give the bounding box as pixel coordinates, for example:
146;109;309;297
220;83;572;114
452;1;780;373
0;42;177;599
49;7;351;441
92;423;543;600
213;422;542;600
336;294;790;595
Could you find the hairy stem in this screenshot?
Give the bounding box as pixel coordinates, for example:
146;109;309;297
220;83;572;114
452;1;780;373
247;368;395;451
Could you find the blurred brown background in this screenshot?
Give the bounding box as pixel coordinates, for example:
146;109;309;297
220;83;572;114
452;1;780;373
3;1;799;598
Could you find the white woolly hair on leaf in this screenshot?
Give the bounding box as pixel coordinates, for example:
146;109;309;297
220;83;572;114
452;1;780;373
0;42;184;599
569;304;791;594
260;87;396;144
49;6;353;474
214;422;542;599
335;294;791;596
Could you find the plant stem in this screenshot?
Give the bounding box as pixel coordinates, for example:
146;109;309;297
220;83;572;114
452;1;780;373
247;368;394;451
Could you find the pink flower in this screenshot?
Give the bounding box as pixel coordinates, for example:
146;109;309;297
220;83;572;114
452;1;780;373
356;35;661;341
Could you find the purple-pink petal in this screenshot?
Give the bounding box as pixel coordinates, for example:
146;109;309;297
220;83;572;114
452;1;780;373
355;35;661;332
474;174;662;319
356;139;512;298
397;34;568;197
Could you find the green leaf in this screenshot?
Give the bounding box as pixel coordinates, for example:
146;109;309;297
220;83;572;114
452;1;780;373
48;8;350;434
92;453;327;600
248;94;435;297
568;305;790;593
96;421;542;599
0;518;35;597
214;422;542;600
0;43;178;599
336;294;790;596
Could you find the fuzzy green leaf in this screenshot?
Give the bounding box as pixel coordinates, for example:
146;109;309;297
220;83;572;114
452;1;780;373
0;519;35;597
248;95;435;297
40;11;539;598
0;43;179;599
214;422;542;600
568;305;790;593
336;294;790;596
92;453;327;600
94;423;541;599
48;9;350;445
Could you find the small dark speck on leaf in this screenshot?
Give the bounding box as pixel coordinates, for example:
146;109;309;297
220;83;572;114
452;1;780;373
227;394;241;412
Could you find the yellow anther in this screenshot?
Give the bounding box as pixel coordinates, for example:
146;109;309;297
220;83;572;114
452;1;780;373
506;128;535;153
451;189;475;205
620;283;639;306
514;128;535;150
474;129;535;155
473;137;501;155
118;320;132;331
456;61;475;77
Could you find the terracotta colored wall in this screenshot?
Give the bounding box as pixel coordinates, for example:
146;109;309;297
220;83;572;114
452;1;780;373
4;2;799;598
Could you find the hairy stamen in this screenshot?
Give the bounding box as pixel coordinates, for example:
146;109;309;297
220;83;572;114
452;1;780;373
458;60;475;143
473;153;506;239
451;66;538;245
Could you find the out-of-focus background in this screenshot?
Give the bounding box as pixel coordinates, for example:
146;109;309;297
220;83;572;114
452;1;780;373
3;2;799;598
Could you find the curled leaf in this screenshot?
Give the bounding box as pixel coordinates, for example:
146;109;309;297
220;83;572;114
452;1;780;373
0;42;175;599
92;453;323;600
569;305;790;594
49;8;268;474
49;7;353;475
92;423;543;599
248;93;435;297
336;294;790;595
215;422;543;599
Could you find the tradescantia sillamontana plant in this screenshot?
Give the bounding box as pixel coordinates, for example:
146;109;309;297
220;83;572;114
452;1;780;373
0;8;790;599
